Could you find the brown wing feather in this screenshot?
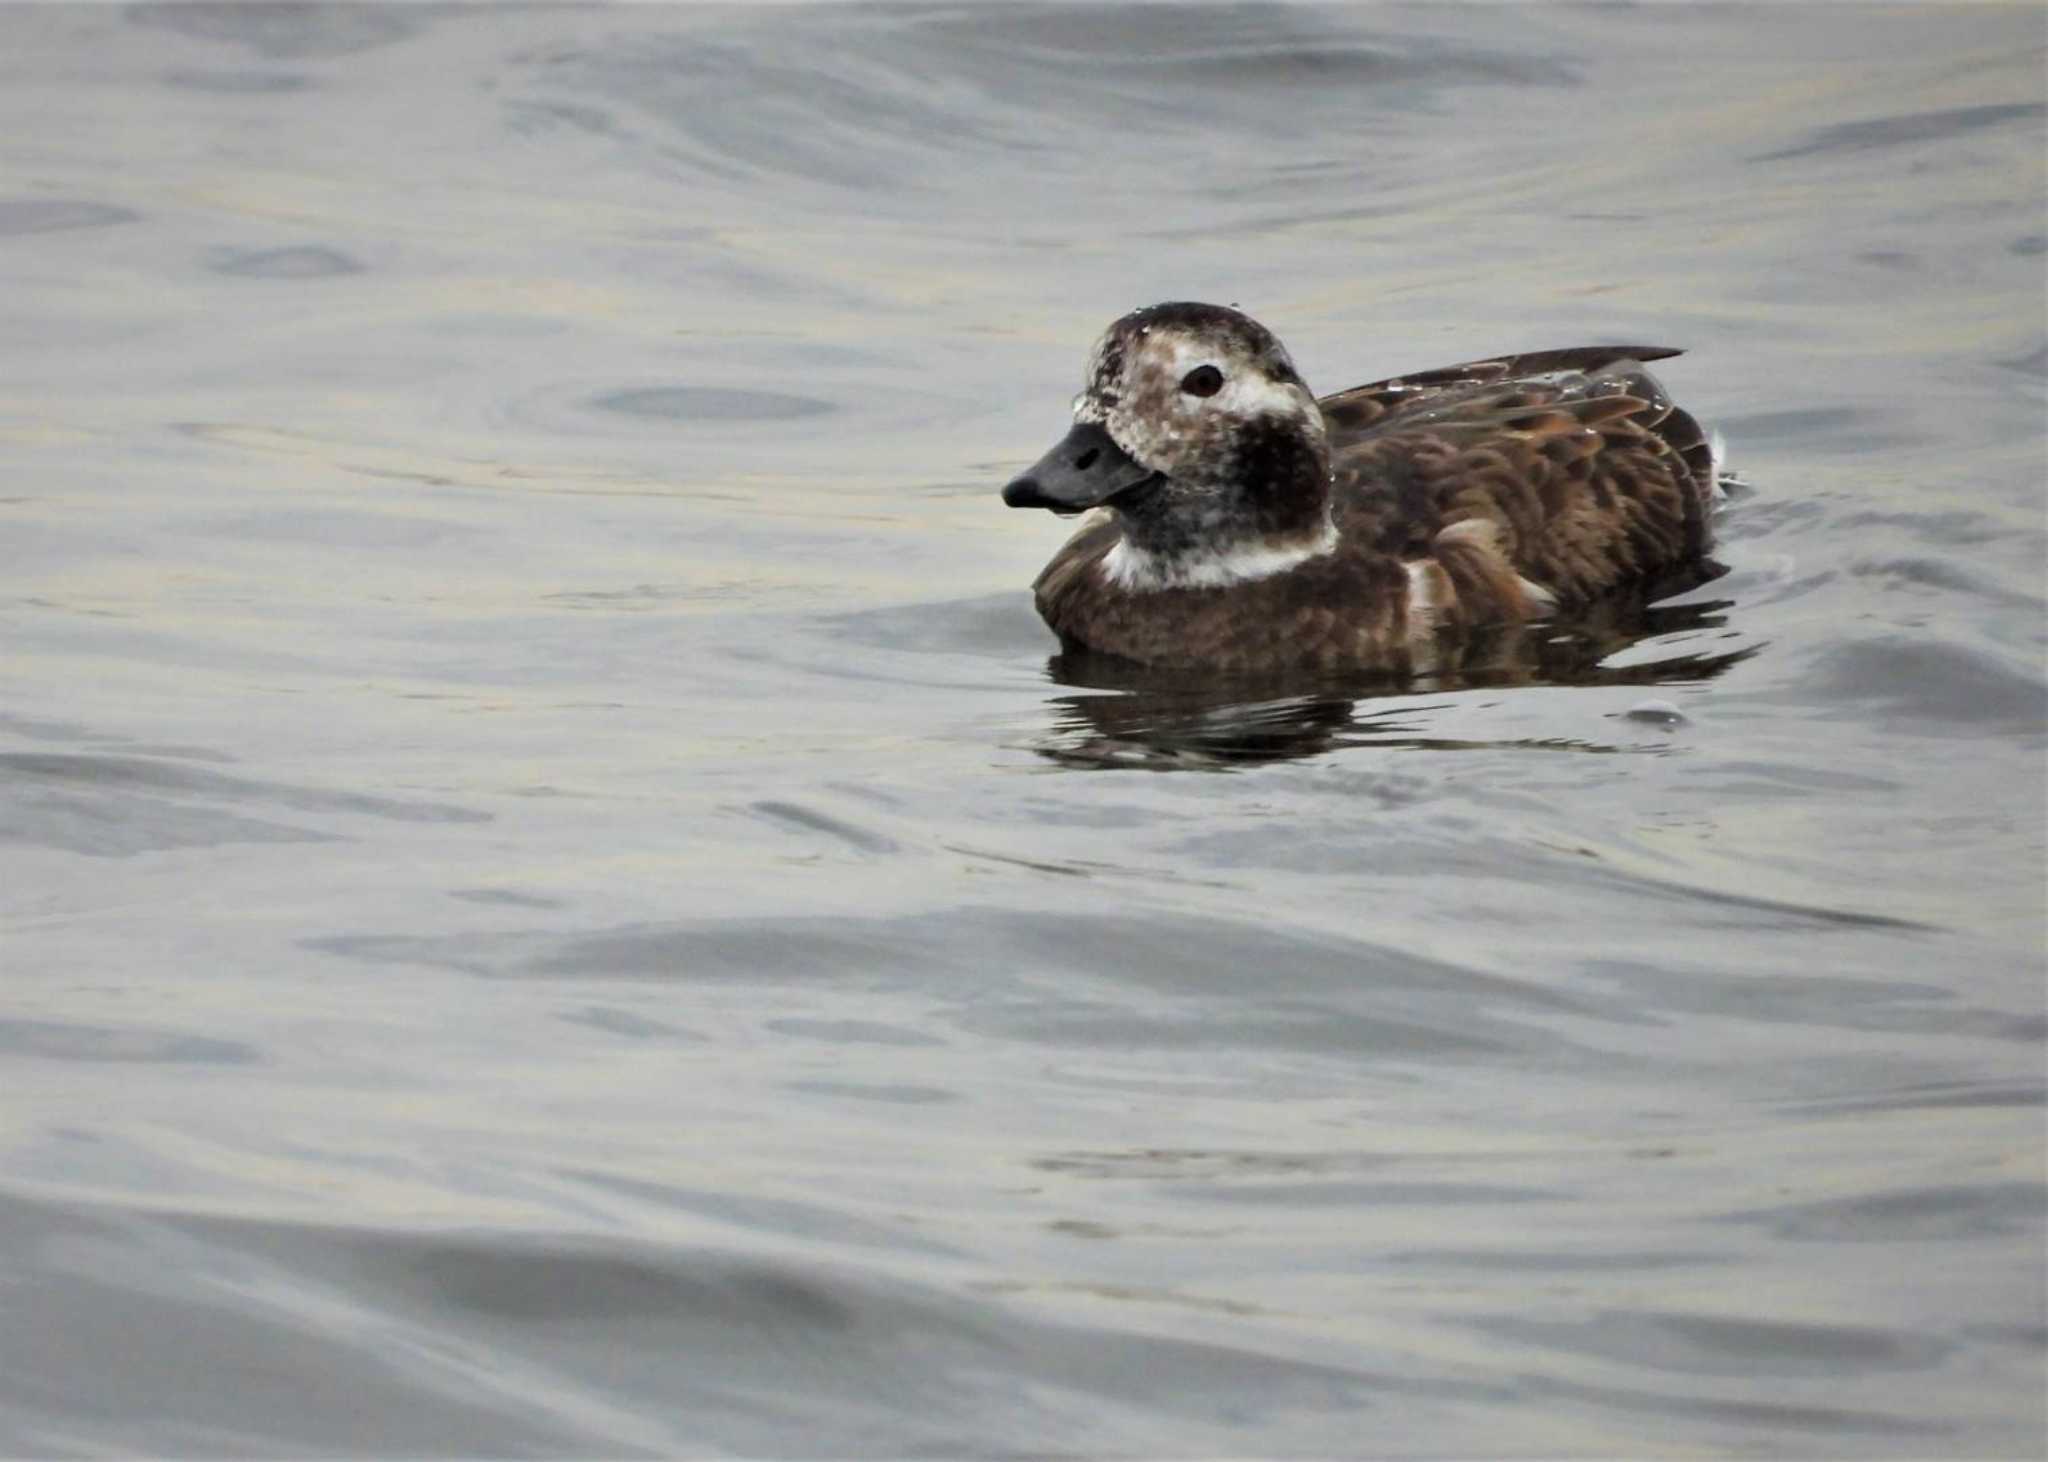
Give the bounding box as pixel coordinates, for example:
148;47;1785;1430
1317;346;1682;435
1321;350;1715;609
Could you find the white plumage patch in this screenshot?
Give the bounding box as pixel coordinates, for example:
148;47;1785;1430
1159;336;1305;420
1084;328;1320;475
1101;522;1338;592
1518;575;1559;614
1403;559;1452;629
1400;560;1453;674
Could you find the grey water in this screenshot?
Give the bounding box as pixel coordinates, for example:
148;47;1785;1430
2;4;2044;1457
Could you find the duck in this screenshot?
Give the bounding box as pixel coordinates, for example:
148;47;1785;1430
1001;301;1722;674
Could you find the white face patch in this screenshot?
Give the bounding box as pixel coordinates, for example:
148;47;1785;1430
1073;319;1321;482
1159;336;1306;421
1101;519;1339;592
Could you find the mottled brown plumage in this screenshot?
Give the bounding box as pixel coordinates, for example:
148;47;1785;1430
1004;304;1720;674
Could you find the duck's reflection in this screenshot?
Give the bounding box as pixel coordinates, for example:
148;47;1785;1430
1035;590;1757;769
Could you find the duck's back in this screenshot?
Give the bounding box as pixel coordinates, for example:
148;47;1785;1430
1322;345;1718;607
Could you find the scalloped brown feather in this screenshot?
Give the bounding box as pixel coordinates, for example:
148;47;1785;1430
1325;350;1716;605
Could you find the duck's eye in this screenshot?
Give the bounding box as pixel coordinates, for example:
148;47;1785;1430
1179;365;1224;398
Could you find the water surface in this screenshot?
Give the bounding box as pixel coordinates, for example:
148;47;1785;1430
2;4;2043;1456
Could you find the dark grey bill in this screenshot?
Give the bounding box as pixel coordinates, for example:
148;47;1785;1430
1002;421;1158;515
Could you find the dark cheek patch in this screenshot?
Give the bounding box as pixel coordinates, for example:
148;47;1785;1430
1225;415;1328;534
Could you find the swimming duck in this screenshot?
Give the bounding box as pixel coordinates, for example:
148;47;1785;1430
1002;302;1720;673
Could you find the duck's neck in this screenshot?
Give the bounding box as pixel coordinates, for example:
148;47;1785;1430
1104;418;1335;592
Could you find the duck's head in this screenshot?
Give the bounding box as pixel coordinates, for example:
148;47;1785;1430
1003;303;1333;571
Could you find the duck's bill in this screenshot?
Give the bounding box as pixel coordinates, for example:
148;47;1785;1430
1002;421;1158;516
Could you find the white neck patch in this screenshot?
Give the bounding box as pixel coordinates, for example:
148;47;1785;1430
1101;520;1339;592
